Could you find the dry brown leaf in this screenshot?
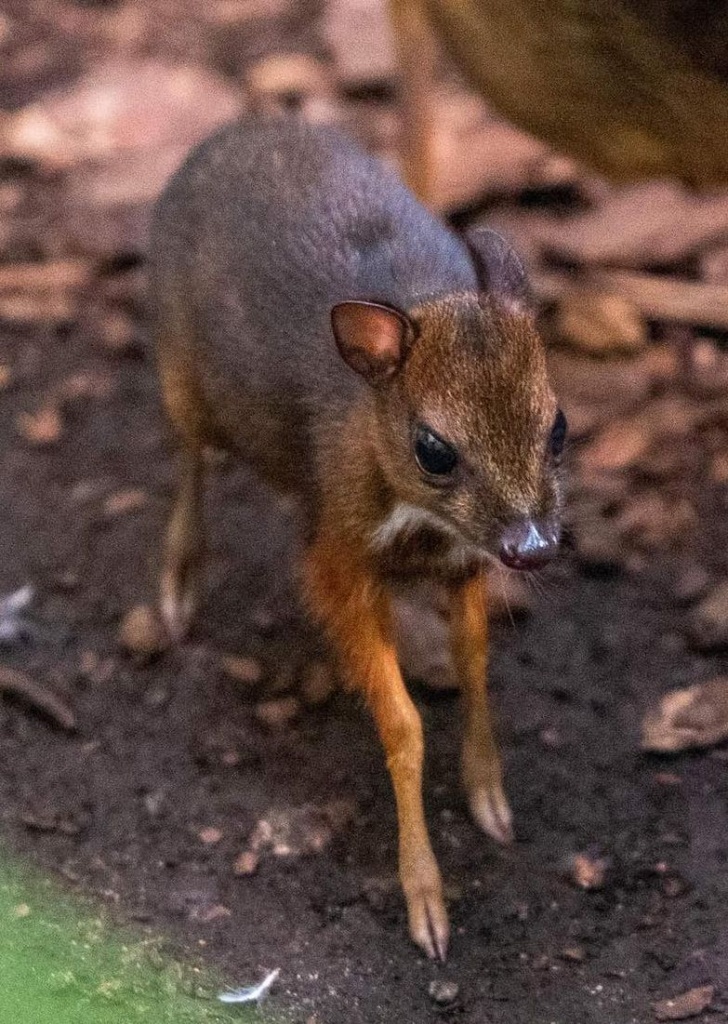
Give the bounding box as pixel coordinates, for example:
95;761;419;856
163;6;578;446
556;289;646;356
653;985;714;1021
642;678;728;752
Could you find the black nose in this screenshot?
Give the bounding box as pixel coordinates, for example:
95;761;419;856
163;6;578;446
499;518;560;571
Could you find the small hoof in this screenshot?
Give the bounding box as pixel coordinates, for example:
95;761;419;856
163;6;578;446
406;883;449;961
467;783;514;846
159;579;196;643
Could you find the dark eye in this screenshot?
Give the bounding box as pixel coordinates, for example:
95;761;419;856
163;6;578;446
549;409;567;460
414;425;458;477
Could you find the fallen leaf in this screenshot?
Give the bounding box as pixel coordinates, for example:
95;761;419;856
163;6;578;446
642;678;728;752
653;984;714;1021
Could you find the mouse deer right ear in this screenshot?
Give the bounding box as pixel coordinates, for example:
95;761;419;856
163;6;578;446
331;301;414;385
465;228;532;315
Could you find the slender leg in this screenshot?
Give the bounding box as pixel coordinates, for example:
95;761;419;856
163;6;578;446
389;0;439;205
160;442;204;641
303;535;448;959
449;570;514;845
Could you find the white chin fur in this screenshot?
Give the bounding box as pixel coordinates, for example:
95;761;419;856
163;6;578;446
370;501;489;575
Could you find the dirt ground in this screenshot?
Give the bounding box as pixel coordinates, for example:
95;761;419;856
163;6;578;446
2;2;728;1023
0;305;727;1024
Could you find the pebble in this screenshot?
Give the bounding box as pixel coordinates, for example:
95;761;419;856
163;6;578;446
199;827;223;845
688;583;728;649
567;852;609;890
221;654;263;686
233;850;260;876
254;695;300;729
428;980;460;1006
118;604;168;661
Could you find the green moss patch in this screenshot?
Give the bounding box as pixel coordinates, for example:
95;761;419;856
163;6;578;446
0;858;270;1024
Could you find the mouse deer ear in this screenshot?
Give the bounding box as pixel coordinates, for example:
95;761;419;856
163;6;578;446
465;228;532;314
331;301;413;384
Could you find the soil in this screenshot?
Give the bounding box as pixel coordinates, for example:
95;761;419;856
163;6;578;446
0;307;728;1024
1;3;728;1023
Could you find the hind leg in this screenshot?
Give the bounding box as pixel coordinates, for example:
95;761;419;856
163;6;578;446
160;440;204;641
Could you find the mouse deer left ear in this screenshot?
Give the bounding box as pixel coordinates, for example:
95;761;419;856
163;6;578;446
465;228;532;315
331;300;414;385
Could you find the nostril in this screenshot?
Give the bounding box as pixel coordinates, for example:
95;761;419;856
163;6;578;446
499;519;560;571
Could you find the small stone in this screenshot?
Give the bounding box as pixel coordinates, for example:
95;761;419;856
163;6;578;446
199;827;223;845
428;980;460;1006
118;604;168;661
103;488;147;518
539;726;562;748
689;584;728;650
143;790;165;816
190;903;231;923
233;850;260;876
653;985;714;1021
560;945;586;962
17;406;63;446
567;852;609;890
221;654;263;686
13;903;30;918
254;695;300;729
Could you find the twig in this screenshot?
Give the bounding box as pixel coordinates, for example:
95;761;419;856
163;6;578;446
534;269;728;330
0;666;76;731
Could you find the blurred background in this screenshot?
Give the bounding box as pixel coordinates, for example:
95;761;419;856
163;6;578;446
1;2;728;1022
